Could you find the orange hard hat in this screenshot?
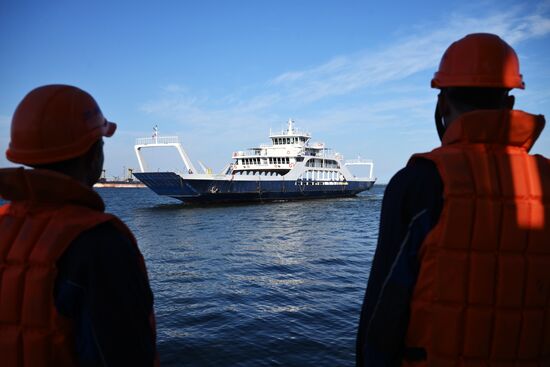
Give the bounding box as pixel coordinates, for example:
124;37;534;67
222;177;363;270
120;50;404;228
431;33;525;89
6;85;117;165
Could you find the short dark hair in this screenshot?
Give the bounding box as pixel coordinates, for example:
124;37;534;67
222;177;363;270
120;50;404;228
443;87;510;110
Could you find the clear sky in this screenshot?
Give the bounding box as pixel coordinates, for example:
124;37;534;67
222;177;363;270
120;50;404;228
1;0;549;183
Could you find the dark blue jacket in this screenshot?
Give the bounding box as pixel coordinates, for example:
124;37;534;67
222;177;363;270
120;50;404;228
55;221;156;367
356;159;443;366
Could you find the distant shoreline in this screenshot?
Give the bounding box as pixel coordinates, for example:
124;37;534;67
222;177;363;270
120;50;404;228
93;182;145;188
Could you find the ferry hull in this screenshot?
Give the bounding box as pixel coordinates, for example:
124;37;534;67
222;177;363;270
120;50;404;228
134;172;374;204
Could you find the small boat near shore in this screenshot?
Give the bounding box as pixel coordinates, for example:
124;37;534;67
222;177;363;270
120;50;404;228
133;119;376;204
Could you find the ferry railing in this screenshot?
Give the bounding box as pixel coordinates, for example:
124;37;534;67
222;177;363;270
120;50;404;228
135;136;180;145
269;129;311;138
345;158;374;165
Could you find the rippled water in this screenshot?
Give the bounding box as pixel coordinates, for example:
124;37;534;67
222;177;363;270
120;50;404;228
4;186;385;366
102;186;385;367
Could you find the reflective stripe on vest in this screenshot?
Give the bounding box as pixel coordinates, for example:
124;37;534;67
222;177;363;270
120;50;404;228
404;144;550;365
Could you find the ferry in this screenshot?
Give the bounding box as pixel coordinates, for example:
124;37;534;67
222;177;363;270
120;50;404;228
133;120;376;204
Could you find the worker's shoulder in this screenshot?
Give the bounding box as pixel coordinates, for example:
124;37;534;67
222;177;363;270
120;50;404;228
78;219;132;245
61;220;137;266
387;157;441;194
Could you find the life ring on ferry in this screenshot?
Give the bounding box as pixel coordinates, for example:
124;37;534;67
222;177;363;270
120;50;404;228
289;163;294;168
287;150;290;154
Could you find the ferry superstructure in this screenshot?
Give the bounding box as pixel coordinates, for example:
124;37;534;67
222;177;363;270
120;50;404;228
133;120;376;204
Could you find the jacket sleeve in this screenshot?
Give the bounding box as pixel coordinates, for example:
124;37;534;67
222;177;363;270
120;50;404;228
356;159;443;367
55;221;156;367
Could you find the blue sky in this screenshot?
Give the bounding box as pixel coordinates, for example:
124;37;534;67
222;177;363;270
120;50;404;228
1;0;549;183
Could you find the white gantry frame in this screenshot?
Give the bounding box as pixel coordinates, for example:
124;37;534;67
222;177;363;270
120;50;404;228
134;136;198;174
344;159;374;180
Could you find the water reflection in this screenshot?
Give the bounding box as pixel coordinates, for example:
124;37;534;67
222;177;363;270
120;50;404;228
97;186;385;366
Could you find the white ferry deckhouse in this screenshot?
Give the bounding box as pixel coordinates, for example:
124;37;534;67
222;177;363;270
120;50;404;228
133;119;376;204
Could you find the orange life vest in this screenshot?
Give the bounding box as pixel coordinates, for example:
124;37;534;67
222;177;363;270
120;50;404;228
0;168;153;367
403;109;550;365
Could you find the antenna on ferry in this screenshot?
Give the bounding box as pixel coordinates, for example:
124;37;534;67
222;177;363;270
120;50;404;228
288;118;294;134
152;125;159;143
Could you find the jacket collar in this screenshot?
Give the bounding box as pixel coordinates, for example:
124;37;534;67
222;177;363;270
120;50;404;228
442;109;546;152
0;167;105;211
